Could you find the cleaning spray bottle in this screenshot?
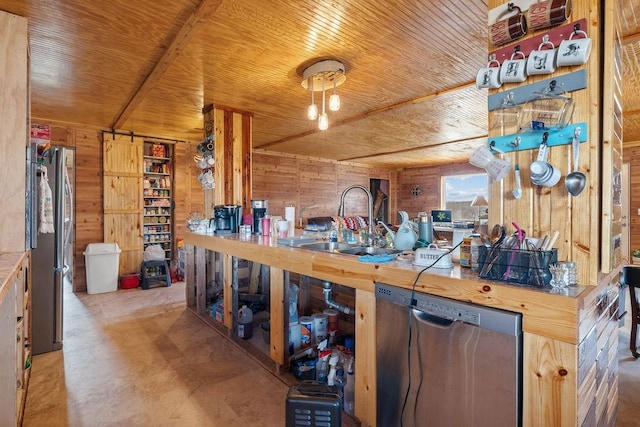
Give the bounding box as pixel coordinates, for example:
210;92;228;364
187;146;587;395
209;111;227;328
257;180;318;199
326;354;340;386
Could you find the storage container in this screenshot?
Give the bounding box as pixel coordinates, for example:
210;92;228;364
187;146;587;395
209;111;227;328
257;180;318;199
83;243;121;294
414;244;453;268
120;274;139;289
238;305;253;339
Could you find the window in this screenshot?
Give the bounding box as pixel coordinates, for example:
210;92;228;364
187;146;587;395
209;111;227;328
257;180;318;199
441;173;488;220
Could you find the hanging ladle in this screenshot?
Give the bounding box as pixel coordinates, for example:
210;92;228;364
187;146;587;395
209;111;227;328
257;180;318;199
565;127;586;196
511;136;522;199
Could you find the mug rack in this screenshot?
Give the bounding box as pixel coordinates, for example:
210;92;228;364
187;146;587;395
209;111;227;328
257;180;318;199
488;122;587;154
488;69;586;111
489;19;587;62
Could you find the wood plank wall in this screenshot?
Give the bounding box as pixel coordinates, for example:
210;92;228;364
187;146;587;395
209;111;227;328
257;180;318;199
0;13;27;253
203;105;252;215
485;0;602;287
74;129;103;292
623;143;640;256
252;152;396;224
36;124;203;292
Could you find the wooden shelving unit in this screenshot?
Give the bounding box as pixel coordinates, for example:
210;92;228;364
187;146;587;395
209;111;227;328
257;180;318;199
143;142;173;261
0;252;31;426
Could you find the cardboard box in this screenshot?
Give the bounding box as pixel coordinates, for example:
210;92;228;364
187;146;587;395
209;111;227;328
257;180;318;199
151;144;165;158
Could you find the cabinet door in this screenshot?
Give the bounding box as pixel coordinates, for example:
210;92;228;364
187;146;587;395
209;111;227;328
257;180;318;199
103;134;144;275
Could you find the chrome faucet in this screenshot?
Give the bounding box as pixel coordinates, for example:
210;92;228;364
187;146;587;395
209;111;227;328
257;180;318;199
338;184;375;242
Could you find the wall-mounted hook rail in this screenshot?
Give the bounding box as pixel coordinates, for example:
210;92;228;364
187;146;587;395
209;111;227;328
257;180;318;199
487;122;587;154
488;70;587;111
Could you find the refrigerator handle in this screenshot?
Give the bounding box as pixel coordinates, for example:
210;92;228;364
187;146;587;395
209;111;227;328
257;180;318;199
54;149;65;270
64;166;73;247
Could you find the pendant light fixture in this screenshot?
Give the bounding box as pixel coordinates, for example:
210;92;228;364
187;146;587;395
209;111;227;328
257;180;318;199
301;59;346;130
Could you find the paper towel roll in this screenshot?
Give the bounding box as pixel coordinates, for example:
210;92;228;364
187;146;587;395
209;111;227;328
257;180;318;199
285;206;296;235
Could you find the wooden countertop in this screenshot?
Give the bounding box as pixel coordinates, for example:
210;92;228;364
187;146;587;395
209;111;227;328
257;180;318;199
0;252;27;304
184;231;592;344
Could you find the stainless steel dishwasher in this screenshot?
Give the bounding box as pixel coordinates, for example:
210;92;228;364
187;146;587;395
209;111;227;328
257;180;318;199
375;282;522;427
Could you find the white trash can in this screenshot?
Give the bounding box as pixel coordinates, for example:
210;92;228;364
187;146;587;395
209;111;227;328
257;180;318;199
83;243;121;294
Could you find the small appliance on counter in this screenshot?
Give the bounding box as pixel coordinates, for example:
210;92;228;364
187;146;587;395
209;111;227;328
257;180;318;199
213;205;241;233
251;199;268;234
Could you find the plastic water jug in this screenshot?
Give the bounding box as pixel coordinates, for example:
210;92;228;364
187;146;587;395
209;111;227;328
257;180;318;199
238;305;253;340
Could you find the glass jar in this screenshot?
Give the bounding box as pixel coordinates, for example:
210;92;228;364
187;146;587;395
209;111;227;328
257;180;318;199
459;237;472;268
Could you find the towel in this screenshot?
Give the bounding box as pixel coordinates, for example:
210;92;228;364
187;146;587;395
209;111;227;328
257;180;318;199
358;254;396;263
38;166;54;234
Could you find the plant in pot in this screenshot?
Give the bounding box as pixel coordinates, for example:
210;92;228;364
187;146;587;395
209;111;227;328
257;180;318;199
633;250;640;265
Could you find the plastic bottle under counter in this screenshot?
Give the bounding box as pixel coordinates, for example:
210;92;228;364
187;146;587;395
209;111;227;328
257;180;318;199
344;359;355;415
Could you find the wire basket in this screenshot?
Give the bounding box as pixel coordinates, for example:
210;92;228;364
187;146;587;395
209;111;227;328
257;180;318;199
477;245;558;287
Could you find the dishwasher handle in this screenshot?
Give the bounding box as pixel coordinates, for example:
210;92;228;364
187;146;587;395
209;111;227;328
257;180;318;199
413;308;456;328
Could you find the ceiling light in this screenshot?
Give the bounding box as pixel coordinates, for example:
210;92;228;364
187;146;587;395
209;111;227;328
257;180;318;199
301;59;346;130
307;78;318;120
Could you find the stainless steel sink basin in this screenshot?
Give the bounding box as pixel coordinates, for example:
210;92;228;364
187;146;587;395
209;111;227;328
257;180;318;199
298;242;355;252
337;247;403;256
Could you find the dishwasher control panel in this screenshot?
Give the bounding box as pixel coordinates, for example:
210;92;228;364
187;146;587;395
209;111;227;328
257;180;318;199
375;282;522;336
417;299;480;325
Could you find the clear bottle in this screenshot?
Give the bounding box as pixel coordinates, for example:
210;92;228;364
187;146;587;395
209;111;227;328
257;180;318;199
334;368;345;405
470;233;483;272
329;221;338;243
343;358;355;415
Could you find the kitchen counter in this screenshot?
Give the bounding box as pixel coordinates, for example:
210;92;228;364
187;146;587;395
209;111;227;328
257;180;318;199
184;231;590;343
183;231;605;427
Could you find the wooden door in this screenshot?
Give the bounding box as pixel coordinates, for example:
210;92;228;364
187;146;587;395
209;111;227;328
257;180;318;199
103;133;143;276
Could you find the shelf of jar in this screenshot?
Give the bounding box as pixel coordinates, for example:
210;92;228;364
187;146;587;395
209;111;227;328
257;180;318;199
143;212;171;216
144;155;170;160
144;239;171;244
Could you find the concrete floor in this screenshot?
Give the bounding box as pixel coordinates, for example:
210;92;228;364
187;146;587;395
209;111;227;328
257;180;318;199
23;281;640;426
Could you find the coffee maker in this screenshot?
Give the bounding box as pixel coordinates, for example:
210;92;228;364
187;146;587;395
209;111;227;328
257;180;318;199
213;205;241;234
251;199;268;234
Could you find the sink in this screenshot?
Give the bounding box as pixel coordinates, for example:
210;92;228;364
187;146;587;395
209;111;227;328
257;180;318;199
298;241;402;256
337;247;403;256
298;242;356;252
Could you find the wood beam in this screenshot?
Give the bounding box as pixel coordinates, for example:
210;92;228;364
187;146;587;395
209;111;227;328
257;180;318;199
110;0;224;129
256;81;476;149
623;30;640;45
339;134;488;162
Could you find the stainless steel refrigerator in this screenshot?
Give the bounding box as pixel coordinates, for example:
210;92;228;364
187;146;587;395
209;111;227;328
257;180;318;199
29;146;74;355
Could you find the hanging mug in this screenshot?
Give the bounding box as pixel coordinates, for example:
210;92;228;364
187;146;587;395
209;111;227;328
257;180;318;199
500;49;528;83
528;0;572;31
527;36;557;75
476;56;502;89
490;3;528;47
557;28;592;66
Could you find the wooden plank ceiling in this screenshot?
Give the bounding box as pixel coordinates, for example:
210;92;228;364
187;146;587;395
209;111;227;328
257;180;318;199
2;0;640;167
